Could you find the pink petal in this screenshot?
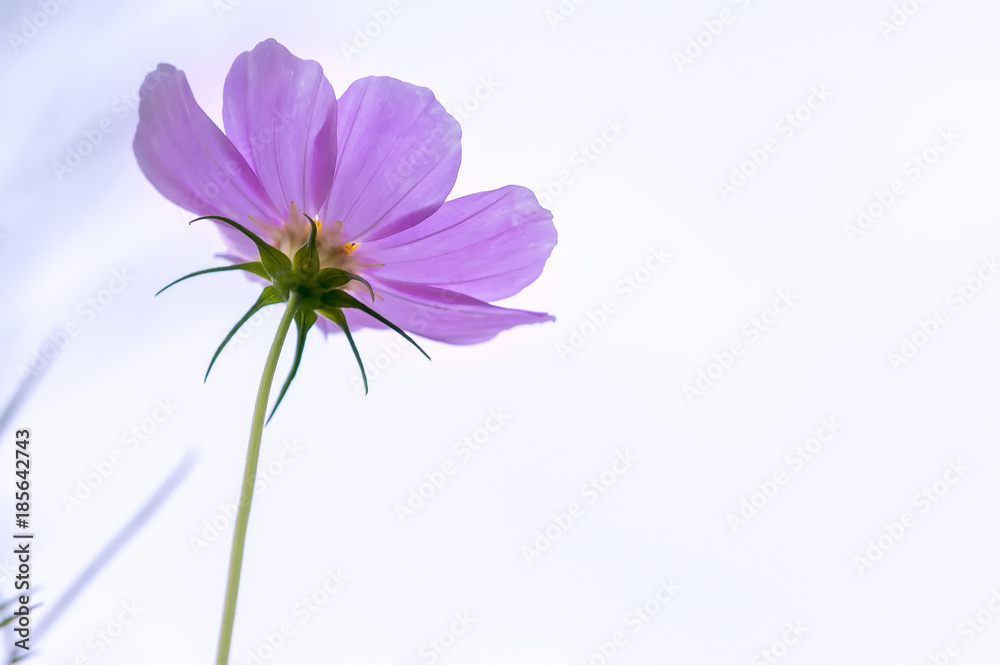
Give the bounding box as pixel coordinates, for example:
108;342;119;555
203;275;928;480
133;64;279;229
339;278;553;345
364;186;557;302
222;39;338;218
321;76;461;242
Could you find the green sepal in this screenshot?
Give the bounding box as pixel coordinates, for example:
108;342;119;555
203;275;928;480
292;219;320;280
190;215;292;282
316;268;375;302
321;308;368;395
266;308;317;423
320;290;430;361
155;262;268;297
205;287;286;382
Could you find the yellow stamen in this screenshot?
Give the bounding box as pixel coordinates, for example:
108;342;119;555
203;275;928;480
343;242;359;255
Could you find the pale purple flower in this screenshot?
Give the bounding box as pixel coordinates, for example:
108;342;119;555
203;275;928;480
134;38;556;344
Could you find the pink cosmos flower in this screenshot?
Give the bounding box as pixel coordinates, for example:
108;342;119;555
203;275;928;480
134;38;556;346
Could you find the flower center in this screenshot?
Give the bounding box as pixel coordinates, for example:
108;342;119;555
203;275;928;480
260;203;381;290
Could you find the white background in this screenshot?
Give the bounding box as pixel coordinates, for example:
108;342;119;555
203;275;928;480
2;0;1000;663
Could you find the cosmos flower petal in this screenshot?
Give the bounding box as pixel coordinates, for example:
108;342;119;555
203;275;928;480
222;39;338;217
364;186;557;302
321;76;462;242
331;277;553;345
135;41;557;351
133;64;279;229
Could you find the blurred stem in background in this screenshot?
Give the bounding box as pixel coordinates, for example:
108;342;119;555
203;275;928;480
1;338;197;662
0;334;60;437
34;451;198;641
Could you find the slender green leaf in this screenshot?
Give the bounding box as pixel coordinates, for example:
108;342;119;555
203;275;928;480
321;308;368;395
266;309;317;423
205;287;285;381
320;291;430;360
155;262;268;296
190;215;292;281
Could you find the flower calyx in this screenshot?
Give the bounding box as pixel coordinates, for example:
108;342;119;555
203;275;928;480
156;213;430;419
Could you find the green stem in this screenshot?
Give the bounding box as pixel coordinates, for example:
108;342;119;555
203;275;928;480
216;292;300;665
